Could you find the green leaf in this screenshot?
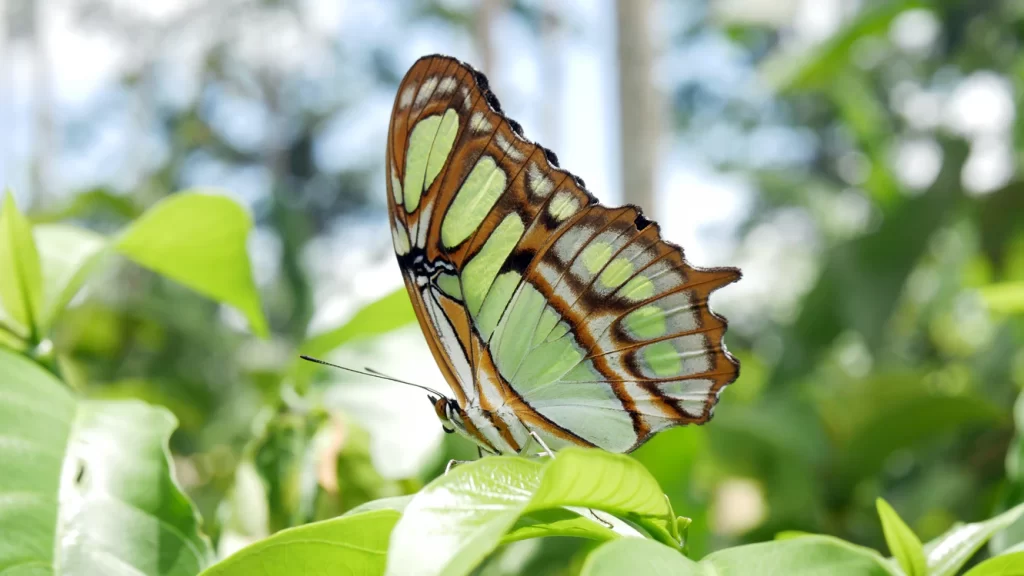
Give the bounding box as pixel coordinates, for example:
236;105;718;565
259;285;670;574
201;510;399;576
702;535;899;575
33;223;109;331
581;538;700;576
876;498;927;576
352;491;622;545
761;0;923;91
31;187;143;224
584;534;898;576
991;502;1024;556
924;503;1024;576
828;71;899;207
980;282;1024;314
775;530;817;540
0;324;25;351
977;180;1024;272
818;372;1004;489
385;448;679;576
0;347;213;574
115;191;267;336
248;411;328;532
963;551;1024;576
294;287;416;386
504;509;625;544
0;191;43;338
346;495;414;516
218;459;270;553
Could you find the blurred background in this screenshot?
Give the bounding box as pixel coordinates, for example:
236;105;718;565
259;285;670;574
3;0;1024;571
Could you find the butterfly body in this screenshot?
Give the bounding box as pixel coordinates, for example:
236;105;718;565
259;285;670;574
388;55;739;456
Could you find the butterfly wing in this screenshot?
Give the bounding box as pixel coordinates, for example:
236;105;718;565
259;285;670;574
387;55;739;454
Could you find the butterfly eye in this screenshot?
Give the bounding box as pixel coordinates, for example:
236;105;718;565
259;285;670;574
430;395;450;424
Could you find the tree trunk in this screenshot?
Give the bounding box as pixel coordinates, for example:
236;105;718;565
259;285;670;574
31;0;53;206
0;0;7;185
474;0;503;78
615;0;660;217
540;0;562;150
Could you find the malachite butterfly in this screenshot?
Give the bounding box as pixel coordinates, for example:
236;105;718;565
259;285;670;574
387;54;739;456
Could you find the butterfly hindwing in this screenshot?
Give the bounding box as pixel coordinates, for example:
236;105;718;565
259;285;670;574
387;54;739;454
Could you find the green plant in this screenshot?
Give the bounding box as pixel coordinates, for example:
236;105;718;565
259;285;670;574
199;449;1024;575
0;189;264;573
3;181;1024;575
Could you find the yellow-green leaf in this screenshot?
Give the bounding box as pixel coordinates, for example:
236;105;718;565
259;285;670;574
201;510;399;576
963;551;1024;576
34;223;109;331
582;539;700;576
385;448;679;576
877;498;926;576
0;348;213;573
980;282;1024;314
925;503;1024;576
0;191;43;337
116;191;267;336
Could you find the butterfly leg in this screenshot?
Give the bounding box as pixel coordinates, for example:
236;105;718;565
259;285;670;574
529;430;556;459
444;459;471;474
528;433;611;529
583;508;615;530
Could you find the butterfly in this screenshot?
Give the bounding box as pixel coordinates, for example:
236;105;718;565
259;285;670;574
386;54;739;456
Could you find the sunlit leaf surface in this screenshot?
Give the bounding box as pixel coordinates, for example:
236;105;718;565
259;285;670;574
0;348;212;575
116;191;267;336
385;449;678;576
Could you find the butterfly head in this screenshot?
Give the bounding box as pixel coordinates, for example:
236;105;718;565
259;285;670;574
428;394;464;435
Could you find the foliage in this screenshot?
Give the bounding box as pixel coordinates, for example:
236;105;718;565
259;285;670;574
3;0;1024;573
4;180;1022;573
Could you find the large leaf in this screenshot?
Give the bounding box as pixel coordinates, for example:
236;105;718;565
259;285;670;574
346;495;623;545
581;538;700;575
876;498;926;576
0;348;212;574
924;503;1024;576
115;191;267;336
701;536;898;575
992;393;1024;555
0;191;43;338
504;508;624;544
385;449;680;576
201;510;399;576
300;288;416;355
294;287;417;387
963;551;1024;576
346;495;414;516
33;224;109;332
583;535;898;576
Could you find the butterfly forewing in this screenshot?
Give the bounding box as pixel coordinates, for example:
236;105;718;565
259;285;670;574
387;54;739;455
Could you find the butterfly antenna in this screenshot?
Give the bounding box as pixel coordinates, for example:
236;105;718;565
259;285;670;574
299;355;447;399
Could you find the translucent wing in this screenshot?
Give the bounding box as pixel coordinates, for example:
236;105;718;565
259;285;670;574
386;55;739;454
